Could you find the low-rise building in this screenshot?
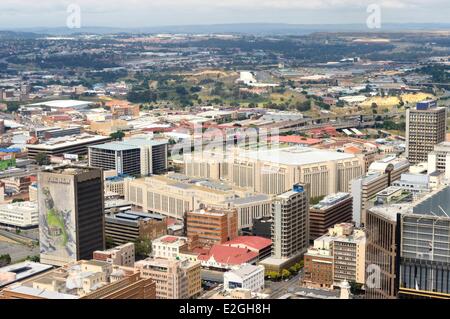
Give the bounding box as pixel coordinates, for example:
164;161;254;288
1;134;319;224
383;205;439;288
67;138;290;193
0;260;156;299
105;211;167;246
93;243;135;267
0;201;38;229
223;264;265;292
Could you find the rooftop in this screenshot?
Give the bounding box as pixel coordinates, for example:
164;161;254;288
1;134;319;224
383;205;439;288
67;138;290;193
239;146;355;166
223;236;272;251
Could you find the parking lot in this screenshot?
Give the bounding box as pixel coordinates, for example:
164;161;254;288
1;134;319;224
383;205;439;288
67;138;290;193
0;239;39;263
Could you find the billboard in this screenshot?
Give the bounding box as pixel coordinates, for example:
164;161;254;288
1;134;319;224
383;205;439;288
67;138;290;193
38;173;77;266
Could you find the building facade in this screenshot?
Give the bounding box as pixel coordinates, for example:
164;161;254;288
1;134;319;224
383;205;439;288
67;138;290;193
38;166;105;266
406;101;447;165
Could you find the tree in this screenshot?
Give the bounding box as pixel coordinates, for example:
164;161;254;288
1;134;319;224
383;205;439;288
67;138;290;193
35;152;50;166
281;269;291;279
0;254;11;267
6;102;20;113
105;236;115;249
26;255;40;262
134;237;152;260
266;271;281;281
110;131;125;141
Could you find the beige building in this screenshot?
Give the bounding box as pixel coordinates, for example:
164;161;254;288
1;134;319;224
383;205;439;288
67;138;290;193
305;223;366;287
93;243;135;267
125;173;272;229
134;257;201;299
406;102;447;165
184;146;365;198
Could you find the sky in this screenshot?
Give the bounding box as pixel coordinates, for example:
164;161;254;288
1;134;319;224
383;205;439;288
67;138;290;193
0;0;448;29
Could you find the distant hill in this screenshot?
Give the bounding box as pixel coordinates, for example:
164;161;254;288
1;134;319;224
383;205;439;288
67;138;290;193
2;23;450;36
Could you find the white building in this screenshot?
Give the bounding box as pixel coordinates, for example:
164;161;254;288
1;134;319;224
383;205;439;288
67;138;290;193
152;235;189;259
223;264;265;292
0;201;38;229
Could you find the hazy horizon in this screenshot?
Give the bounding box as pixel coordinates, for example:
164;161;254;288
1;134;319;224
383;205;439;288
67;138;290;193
0;0;448;29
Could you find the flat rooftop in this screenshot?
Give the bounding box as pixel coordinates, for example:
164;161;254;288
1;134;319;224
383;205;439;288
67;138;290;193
0;262;53;288
27;134;110;150
239;146;355;166
28;100;93;109
89;142;139;152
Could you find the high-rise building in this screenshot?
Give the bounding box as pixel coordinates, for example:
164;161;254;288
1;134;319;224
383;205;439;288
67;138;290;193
398;186;450;299
350;155;409;226
88;142;141;176
261;184;309;272
38;166;105;266
186;208;238;246
406;100;447;165
309;192;353;240
365;206;400;299
88;137;168;177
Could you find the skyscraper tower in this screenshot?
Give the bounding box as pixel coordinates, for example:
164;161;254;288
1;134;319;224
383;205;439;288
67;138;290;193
406;100;447;165
271;184;309;260
38;166;105;266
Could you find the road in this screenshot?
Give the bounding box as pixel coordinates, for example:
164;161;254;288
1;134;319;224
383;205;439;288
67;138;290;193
265;270;304;299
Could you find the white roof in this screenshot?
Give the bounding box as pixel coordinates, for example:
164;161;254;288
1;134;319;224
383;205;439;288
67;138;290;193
28;100;93;109
239;146;356;166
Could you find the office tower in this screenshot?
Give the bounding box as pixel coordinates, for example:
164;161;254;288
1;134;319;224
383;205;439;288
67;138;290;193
428;141;450;178
406;100;447;165
88;142;141;176
351;155;409;226
309;192;353;240
186;208;238;246
398;186;450;299
0;260;156;299
272;184;309;260
88;138;168;177
135;257;201;299
365;207;400;299
38;166;105;266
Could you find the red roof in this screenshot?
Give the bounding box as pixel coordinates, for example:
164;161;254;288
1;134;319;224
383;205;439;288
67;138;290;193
223;236;272;251
197;245;258;265
269;135;322;145
160;236;178;243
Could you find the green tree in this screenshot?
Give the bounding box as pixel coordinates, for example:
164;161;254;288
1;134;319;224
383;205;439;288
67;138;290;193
105;236;115;249
110;131;125;141
35;152;50;166
134;237;152;260
26;255;40;262
0;254;11;266
281;269;291;279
